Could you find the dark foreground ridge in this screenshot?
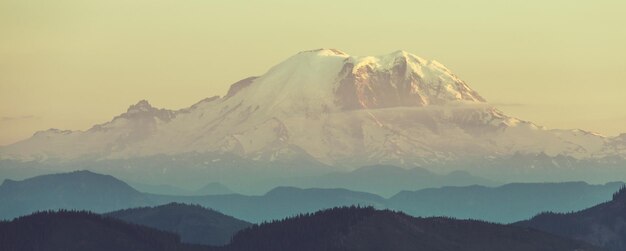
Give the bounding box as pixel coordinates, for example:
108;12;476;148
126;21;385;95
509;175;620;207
226;206;600;251
0;206;601;251
0;210;208;251
516;185;626;251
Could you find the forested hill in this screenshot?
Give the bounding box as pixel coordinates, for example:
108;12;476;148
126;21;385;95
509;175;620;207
0;210;211;251
227;206;601;251
516;185;626;251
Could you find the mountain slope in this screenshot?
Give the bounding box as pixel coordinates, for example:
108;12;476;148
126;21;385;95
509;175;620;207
106;203;251;246
226;206;601;251
0;210;209;251
0;170;152;220
515;186;626;251
1;49;622;168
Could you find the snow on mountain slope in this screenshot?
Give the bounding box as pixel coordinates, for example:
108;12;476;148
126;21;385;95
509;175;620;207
0;49;622;166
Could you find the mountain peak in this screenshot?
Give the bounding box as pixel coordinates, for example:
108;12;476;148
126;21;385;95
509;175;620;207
223;49;486;114
299;48;348;56
113;99;175;122
127;100;154;113
388;50;424;62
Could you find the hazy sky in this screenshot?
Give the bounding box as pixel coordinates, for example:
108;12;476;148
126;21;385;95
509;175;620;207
1;0;625;145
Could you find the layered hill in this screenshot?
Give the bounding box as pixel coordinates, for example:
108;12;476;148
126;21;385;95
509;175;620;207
149;186;387;223
1;49;623;169
0;170;151;219
106;203;251;246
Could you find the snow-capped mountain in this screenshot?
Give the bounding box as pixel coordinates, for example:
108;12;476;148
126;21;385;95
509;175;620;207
1;49;624;167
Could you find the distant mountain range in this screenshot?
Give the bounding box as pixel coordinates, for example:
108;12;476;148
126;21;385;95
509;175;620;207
515;185;626;251
0;207;602;251
0;170;621;223
106;203;251;246
1;49;624;182
0;161;498;197
123;164;491;197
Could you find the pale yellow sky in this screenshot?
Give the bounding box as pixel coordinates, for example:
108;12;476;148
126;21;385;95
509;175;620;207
1;0;625;146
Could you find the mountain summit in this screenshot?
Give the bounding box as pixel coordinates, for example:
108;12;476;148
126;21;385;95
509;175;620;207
225;48;485;115
1;49;624;167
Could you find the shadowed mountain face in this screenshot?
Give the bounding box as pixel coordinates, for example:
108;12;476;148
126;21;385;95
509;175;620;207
0;211;208;251
227;206;601;251
515;186;626;251
389;181;624;223
106;203;251;246
0;170;152;220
